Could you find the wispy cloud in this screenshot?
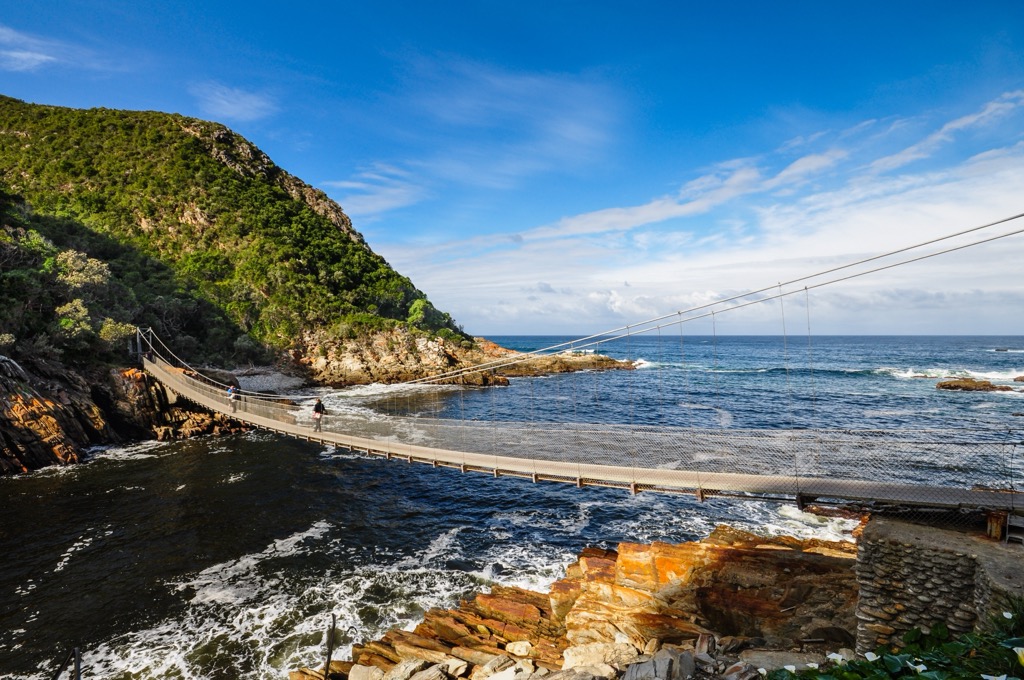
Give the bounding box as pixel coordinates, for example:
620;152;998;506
765;149;848;189
408;58;616;187
323;164;427;218
0;48;56;71
0;24;105;72
869;90;1024;173
324;56;620;220
382;91;1024;334
188;81;278;122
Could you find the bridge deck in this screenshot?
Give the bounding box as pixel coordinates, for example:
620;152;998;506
143;358;1022;513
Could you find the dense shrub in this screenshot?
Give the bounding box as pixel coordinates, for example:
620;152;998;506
0;95;467;368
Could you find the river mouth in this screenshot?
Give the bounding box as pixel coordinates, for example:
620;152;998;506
5;334;1020;679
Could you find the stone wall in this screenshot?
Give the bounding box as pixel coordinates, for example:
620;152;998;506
855;516;1024;653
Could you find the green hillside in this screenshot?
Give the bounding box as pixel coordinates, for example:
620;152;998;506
0;95;461;367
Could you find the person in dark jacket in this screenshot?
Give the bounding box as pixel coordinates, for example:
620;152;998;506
312;398;325;432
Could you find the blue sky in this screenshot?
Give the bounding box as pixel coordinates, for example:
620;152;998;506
3;2;1024;335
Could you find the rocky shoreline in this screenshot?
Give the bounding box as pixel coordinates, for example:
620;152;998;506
291;513;1024;680
291;524;867;680
0;355;250;474
0;334;630;475
296;331;632;387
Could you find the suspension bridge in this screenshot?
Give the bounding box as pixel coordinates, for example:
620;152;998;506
136;215;1024;518
138;333;1023;516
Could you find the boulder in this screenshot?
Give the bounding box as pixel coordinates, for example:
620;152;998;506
350;665;386;680
384;659;430;680
506;641;533;657
936;377;1013;392
561;643;639;671
737;649;825;671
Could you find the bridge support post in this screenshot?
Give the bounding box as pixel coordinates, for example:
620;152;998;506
795;493;817;511
986;510;1008;540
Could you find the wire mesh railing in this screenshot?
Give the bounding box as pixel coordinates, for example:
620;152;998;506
140;343;1023;519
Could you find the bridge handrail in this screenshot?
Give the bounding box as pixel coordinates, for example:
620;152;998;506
141;351;1023;514
144;357;303;417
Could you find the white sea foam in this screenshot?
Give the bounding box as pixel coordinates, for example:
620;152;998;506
105;485;145;493
176;521;334;603
762;504;861;543
879;366;1024;382
394;527;464;569
59;521;343;680
87;439;168;463
51;526;113;573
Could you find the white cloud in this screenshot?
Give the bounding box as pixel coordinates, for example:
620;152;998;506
382;91;1024;335
0;49;56;71
0;24;104;72
765;149;848;188
188;81;278;122
323;164;427;218
869;90;1024;173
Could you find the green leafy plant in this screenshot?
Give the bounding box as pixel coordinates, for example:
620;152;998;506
759;600;1024;680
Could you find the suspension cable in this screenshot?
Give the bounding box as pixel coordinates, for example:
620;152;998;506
141;212;1024;397
402;218;1024;385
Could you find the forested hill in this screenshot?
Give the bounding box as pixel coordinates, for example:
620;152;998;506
0;95;461;369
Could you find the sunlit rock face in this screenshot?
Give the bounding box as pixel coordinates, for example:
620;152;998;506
0;357;248;475
305;526;860;680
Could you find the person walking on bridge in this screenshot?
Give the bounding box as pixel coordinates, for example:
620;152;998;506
312;398;325;432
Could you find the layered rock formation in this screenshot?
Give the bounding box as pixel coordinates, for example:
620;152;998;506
0;355;106;474
291;526;861;680
0;355;248;474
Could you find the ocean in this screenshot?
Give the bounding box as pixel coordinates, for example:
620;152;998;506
0;335;1021;679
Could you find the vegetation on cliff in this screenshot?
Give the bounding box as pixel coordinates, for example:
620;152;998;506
0;94;463;370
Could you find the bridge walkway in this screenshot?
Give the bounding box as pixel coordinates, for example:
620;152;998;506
143;357;1023;513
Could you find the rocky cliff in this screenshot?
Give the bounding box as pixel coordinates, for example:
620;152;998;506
291;525;862;679
0;355;249;474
